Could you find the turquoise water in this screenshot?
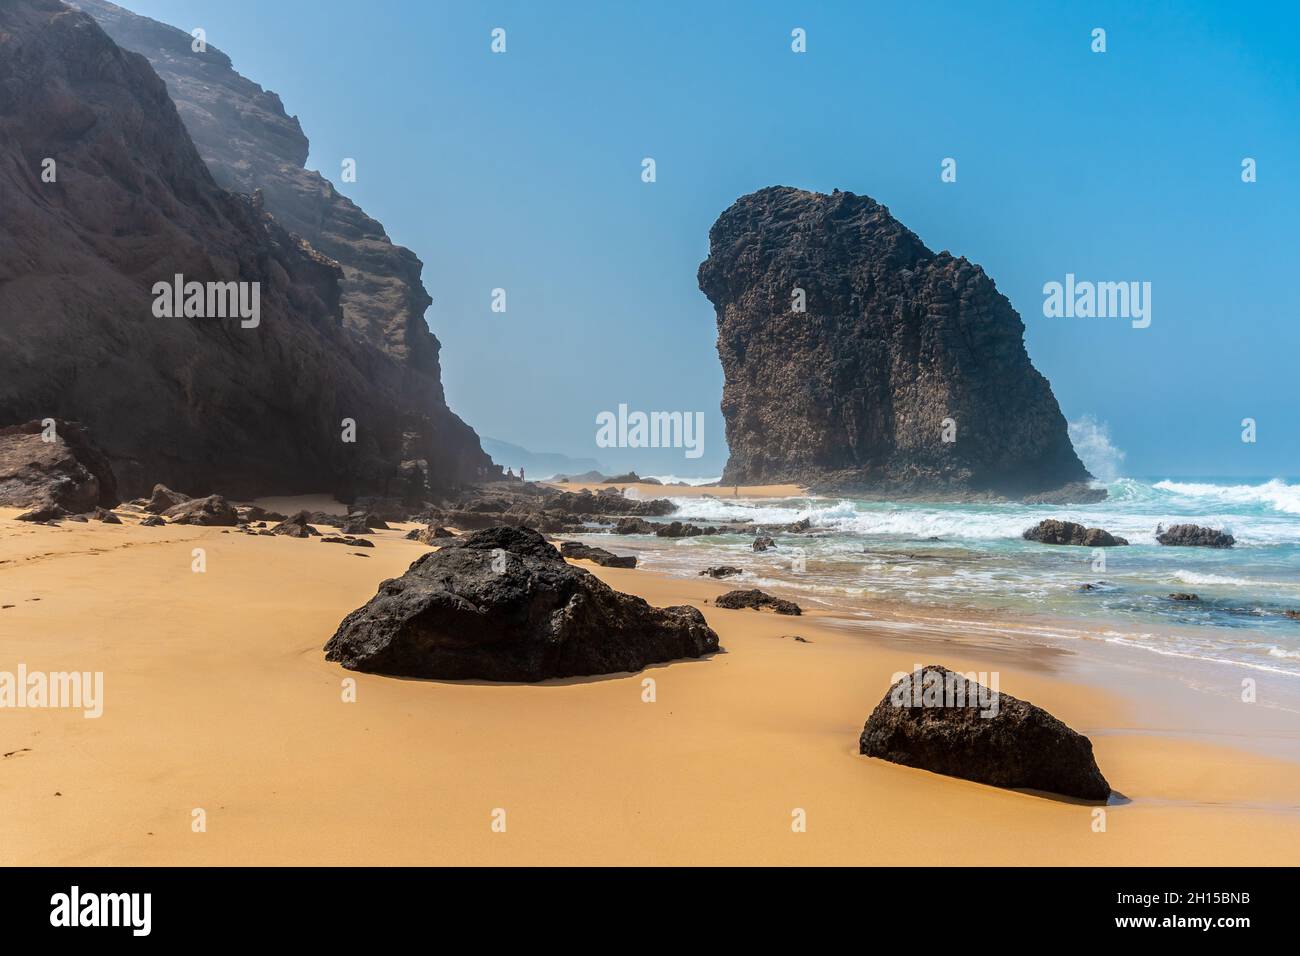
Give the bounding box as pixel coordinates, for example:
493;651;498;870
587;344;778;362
592;477;1300;679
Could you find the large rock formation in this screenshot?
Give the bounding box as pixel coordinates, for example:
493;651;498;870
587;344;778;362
325;526;719;681
0;0;492;500
859;665;1111;800
0;419;119;511
72;0;494;495
698;187;1096;500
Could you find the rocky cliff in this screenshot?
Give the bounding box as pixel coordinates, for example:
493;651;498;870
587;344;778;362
0;0;479;499
697;187;1095;500
71;0;493;495
0;0;493;499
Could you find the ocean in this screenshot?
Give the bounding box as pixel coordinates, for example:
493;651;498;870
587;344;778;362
589;477;1300;681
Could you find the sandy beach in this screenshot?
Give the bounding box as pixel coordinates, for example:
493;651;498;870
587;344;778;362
2;496;1299;866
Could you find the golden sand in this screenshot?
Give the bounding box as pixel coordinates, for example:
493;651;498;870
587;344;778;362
2;497;1298;865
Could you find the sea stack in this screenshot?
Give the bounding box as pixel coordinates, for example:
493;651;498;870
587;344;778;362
697;187;1097;500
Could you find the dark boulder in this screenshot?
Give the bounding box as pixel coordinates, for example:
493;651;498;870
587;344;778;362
163;495;239;526
752;535;776;552
859;665;1111;800
1023;519;1128;547
140;515;165;527
1168;592;1200;602
324;526;719;681
92;507;122;524
0;419;119;512
714;588;802;616
340;516;373;535
1156;524;1235;548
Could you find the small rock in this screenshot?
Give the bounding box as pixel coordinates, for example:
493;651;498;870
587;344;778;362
1168;592;1200;602
1023;519;1127;547
752;535;776;552
714;588;801;615
1155;523;1235;548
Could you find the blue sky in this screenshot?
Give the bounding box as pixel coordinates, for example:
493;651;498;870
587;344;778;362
125;0;1299;479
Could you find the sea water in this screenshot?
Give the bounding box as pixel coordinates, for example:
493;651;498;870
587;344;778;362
588;476;1300;681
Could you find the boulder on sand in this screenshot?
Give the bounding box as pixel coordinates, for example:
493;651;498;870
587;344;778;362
324;526;719;681
859;665;1111;800
0;419;119;512
1156;523;1235;548
163;495;239;526
1022;519;1127;547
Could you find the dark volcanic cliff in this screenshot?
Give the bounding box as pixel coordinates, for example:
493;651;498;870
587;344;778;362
0;0;482;498
697;187;1093;499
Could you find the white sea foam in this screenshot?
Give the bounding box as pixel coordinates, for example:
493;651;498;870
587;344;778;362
1153;478;1300;515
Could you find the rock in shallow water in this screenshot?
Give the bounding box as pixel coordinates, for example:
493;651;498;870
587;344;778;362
859;665;1110;800
1023;519;1127;547
324;526;719;681
1156;523;1235;548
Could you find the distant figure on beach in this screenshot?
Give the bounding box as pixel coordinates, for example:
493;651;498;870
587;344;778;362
734;483;739;498
507;467;514;479
520;467;525;482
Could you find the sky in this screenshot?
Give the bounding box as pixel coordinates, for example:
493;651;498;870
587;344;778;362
124;0;1300;479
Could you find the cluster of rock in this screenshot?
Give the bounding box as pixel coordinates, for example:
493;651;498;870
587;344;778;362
324;527;719;681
